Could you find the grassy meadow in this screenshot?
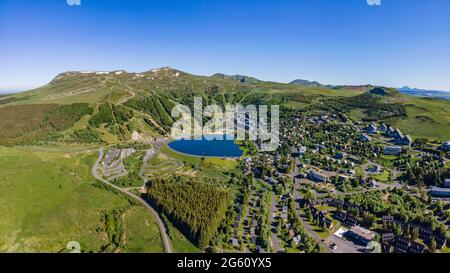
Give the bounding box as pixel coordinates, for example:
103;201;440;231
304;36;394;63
0;145;163;252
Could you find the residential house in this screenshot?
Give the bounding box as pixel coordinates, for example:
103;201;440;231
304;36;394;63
381;215;394;225
383;146;402;155
387;126;395;137
394;129;404;140
335;152;347;160
382;233;395;243
308;170;330;182
366;123;377;134
397;134;413;146
292;235;302;246
445;178;450;188
360;133;371;142
347;226;376;245
441;141;450;151
299;146;307;156
430;186;450;198
368;165;382;174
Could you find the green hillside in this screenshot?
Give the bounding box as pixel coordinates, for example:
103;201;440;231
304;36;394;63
1;68;449;143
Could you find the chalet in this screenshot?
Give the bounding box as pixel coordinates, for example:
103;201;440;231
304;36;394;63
338;174;350;183
430;186;450;198
346;215;358;227
347;226;376;245
397;134;413;146
394;129;404;140
360;178;367;186
380;123;388;132
267;177;277;185
335;152;347;160
408;241;425;253
292;235;302;246
323;217;334;229
387;126;395;137
366;123;377;134
360;133;371;142
445;178;450;188
231;238;239;247
382;242;392;253
381;233;395;243
383;146;402;155
441;141;450;151
334;211;347;222
299;146;307;156
394;236;410;252
381;215;394;225
368;165;381;174
308;170;330;183
314;144;326;151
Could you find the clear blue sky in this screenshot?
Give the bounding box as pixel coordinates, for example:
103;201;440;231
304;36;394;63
1;0;449;92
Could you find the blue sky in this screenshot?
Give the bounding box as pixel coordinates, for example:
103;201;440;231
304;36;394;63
0;0;449;92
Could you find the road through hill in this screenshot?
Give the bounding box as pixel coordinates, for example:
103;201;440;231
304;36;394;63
92;148;173;253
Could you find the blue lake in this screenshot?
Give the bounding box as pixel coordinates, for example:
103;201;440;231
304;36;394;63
168;135;243;158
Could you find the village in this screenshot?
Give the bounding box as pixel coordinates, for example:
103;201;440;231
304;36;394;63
222;110;450;253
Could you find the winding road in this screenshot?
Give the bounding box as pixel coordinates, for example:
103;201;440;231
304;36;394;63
92;148;173;253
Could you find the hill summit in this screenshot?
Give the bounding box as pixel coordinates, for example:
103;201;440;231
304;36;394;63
367;87;400;97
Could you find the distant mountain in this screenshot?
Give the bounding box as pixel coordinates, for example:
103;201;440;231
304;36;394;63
397;86;450;100
211;73;261;84
289;79;324;87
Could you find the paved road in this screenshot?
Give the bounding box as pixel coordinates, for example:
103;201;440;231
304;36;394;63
92;148;173;253
269;192;283;253
293;181;330;253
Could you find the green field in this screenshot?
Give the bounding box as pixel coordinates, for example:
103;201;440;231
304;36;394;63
121;207;164;252
392;96;450;141
0;145;163;252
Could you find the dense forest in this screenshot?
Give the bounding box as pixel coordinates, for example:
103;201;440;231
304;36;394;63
46;103;93;130
146;176;232;248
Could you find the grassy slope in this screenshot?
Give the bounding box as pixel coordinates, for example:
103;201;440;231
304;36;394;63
0;145;163;252
392;96;450;141
121;207;164;253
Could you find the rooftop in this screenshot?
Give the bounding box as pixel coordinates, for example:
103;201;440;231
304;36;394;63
350;226;376;241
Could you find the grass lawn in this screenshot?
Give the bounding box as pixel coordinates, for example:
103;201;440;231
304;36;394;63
371;170;391;183
0;145;163;252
